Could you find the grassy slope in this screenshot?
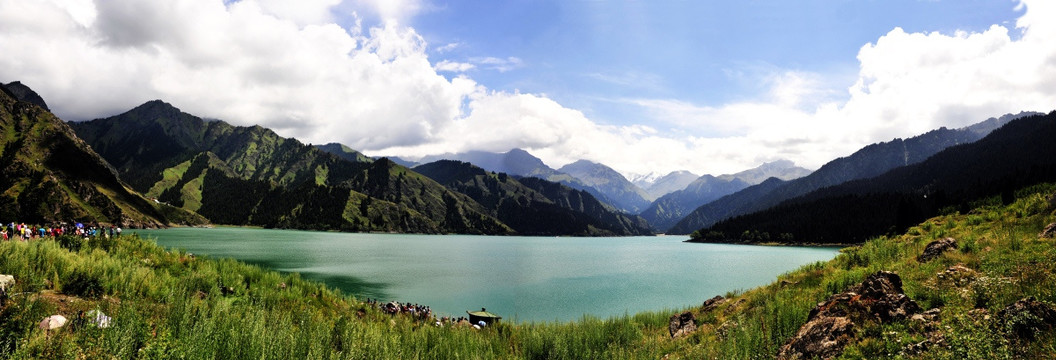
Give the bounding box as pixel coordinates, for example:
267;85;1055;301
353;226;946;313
2;185;1056;359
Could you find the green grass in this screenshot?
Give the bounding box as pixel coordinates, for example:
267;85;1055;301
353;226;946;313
3;184;1056;358
146;160;193;198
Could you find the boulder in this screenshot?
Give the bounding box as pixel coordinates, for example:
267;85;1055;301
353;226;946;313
936;264;978;287
39;315;67;330
779;316;855;360
668;311;697;338
701;295;726;312
724;298;747;315
1040;223;1056;239
0;274;13;294
997;297;1056;339
844;271;922;322
778;271;921;360
918;238;958;262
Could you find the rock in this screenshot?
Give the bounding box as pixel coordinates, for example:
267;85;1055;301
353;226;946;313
724;298;747;315
701;295;726;312
39;315;67;330
918;237;958;262
1040;222;1056;239
901;332;947;357
997;297;1056;339
779;316;855;360
936;264;978;287
779;271;921;360
781;279;800;288
845;271;922;322
0;274;13;295
668;311;697;338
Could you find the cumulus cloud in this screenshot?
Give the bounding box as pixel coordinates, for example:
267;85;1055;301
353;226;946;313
0;0;1053;178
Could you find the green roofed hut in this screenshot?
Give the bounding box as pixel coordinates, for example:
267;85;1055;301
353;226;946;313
467;308;501;326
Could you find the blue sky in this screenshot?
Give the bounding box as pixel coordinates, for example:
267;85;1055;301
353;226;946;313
410;1;1021;124
1;0;1052;177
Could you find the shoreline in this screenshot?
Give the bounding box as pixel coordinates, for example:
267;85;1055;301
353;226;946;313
683;238;851;248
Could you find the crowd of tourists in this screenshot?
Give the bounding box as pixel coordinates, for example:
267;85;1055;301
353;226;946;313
1;222;122;241
366;298;434;320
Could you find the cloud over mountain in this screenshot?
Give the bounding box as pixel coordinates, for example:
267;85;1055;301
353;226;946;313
0;0;1053;177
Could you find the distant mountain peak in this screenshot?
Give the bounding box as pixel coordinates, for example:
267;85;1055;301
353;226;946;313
717;159;811;185
2;81;51;111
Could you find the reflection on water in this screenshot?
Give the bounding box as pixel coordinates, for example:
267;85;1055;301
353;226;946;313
138;228;839;323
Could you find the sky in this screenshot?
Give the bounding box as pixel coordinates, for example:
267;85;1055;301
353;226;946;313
1;0;1054;178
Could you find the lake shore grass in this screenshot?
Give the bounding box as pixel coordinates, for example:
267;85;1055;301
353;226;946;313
2;184;1056;358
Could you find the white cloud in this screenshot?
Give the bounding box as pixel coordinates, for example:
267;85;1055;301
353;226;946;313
470;56;524;72
255;0;342;26
435;42;462;53
0;0;1053;179
351;0;424;22
434;60;475;73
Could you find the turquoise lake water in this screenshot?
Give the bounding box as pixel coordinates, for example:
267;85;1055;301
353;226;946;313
136;227;839;323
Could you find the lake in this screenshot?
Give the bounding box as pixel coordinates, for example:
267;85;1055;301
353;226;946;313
136;227;840;323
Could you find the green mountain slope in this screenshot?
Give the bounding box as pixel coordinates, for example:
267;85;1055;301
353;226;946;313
417;148;633;213
669;113;1033;235
315;143;373;163
69;100;510;234
415;160;652;236
0;86;199;227
691;111;1056;244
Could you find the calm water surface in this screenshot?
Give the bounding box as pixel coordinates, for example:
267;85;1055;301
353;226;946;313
137;228;839;323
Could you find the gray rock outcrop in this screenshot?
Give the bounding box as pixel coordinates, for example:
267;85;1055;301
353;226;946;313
668;311;697;338
918;238;958;262
778;271;921;360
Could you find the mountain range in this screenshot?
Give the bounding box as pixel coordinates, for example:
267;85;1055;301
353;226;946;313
415;149;647;213
687;111;1055;243
667;112;1037;235
639;160;811;232
633;171;698;199
69;100;515;234
0;83;200;227
413;160;651;236
63;96;653;236
6;79;1052;243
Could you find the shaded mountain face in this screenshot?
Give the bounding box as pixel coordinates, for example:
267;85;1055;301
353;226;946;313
557;160;653;213
420;148;562;179
416;148;627;212
315;143;373;163
639;160;809;233
639;176;750;233
70;101;511;234
638;171;699;199
414;160;652;236
2;81;49;111
667;113;1029;235
0;86;187;227
690;111;1056;244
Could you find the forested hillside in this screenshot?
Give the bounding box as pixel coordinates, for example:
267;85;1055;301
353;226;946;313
415;160;651;236
0;85;200;227
669;113;1031;235
70;100;511;234
691;111;1056;244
